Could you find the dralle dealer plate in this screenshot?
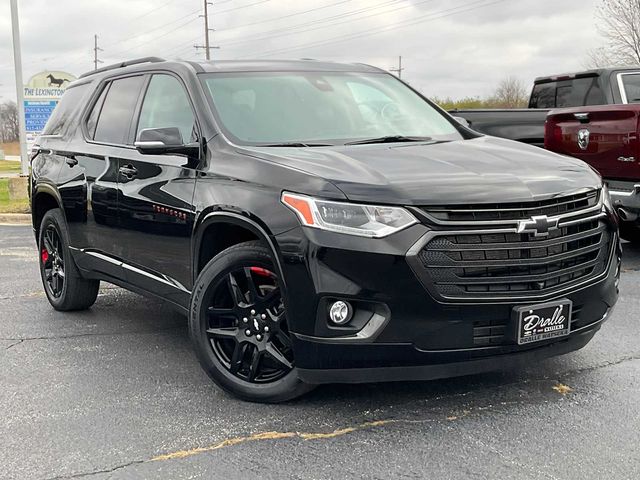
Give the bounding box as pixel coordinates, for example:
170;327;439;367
515;299;572;345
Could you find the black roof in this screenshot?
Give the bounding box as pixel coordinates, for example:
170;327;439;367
196;59;384;73
76;57;385;82
534;66;640;83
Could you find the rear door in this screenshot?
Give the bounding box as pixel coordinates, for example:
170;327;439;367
115;73;199;304
545;105;640;180
61;75;146;279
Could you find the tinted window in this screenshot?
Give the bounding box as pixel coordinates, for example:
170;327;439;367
621;74;640;103
86;85;108;139
203;72;461;145
93;76;144;144
136;74;196;143
556;77;605;107
529;84;555;108
42;84;91;136
529;77;605;108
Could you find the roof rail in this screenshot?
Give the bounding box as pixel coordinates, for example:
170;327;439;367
79;56;166;79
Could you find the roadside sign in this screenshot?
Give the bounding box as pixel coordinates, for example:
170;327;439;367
22;70;76;151
24;100;58;132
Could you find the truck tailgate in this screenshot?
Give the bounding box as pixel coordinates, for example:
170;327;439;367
545;104;640;180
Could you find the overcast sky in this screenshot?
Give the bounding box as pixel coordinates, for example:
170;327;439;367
0;0;602;102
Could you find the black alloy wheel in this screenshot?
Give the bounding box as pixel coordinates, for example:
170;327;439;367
38;208;100;311
190;241;314;403
41;225;65;298
206;266;294;383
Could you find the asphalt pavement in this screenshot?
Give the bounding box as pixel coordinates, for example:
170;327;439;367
0;224;639;480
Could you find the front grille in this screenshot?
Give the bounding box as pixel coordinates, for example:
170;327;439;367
422;190;599;223
412;193;612;301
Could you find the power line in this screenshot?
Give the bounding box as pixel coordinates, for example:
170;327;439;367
107;0;269;57
125;0;179;24
245;0;507;58
101;8;202;49
215;0;271;15
219;0;417;49
28;7;203;71
108;16;201;58
214;0;355;34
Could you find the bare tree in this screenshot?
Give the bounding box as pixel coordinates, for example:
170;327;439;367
0;102;19;143
594;0;640;66
490;76;529;108
583;46;615;69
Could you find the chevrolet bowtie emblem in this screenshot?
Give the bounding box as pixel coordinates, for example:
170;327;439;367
517;215;559;237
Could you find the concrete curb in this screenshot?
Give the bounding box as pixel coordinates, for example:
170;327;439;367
0;213;31;225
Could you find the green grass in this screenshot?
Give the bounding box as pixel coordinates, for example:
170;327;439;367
0;178;29;214
0;161;22;175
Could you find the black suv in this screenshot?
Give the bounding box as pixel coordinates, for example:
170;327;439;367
30;58;620;402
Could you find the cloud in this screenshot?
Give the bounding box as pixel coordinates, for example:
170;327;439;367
0;0;602;103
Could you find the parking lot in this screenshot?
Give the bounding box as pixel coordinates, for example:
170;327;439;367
0;223;639;479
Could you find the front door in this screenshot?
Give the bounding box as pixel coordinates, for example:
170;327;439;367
116;73;199;306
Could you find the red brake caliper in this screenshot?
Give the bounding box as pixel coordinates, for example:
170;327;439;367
41;249;49;263
250;267;275;278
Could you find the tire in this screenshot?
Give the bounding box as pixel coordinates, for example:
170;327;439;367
38;208;100;311
619;223;640;244
189;240;315;403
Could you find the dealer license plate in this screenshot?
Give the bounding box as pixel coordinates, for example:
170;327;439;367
516;299;572;345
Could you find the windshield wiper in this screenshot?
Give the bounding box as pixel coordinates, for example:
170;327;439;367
345;135;433;145
260;142;333;147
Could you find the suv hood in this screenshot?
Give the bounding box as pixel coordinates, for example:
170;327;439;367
244;136;601;205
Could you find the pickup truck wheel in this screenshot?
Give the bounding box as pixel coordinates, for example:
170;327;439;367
619;223;640;244
189;241;315;403
38;209;100;311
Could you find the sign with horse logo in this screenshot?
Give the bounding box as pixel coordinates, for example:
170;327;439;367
23;71;76;137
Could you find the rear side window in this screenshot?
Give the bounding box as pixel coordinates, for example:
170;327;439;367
529;77;605;108
86;85;108;139
620;74;640;103
42;84;91;136
92;75;145;144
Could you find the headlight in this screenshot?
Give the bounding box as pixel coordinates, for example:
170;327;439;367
602;183;613;211
281;192;417;238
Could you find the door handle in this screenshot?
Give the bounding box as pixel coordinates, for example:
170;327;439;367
65;157;78;167
119;165;138;178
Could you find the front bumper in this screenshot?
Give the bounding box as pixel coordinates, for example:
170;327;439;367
274;218;620;383
297;315;606;384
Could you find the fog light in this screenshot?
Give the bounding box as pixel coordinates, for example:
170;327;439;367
329;300;353;325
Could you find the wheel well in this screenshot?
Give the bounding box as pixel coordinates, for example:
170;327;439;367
33;192;60;236
197;221;259;274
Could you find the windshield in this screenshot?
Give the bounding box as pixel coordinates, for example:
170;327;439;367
201;71;463;146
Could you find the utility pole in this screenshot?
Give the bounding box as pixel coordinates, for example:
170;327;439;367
389;56;404;79
9;0;28;176
204;0;210;60
94;34;103;71
194;1;219;60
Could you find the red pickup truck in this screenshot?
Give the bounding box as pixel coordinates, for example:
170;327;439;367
544;104;640;242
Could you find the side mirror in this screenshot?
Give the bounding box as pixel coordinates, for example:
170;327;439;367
134;127;201;159
452;116;470;127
